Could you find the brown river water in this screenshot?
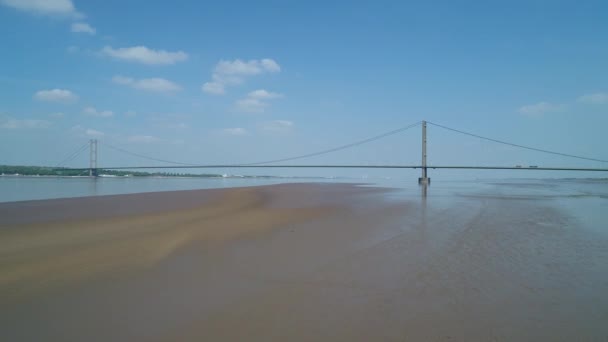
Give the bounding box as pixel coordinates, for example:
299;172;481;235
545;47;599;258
1;179;607;341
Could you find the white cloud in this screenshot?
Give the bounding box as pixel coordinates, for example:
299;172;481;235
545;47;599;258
1;116;50;129
518;101;565;117
236;98;267;113
102;46;188;65
260;59;281;73
215;58;281;76
201;82;225;95
71;22;95;35
0;0;82;18
202;58;281;95
248;89;283;100
236;89;283;113
49;112;65;119
85;128;104;137
83;106;113;118
128;135;159;143
222;127;247;136
71;125;104;137
34;89;78;103
260;120;294;133
112;75;181;93
124;110;137;117
578;92;608;105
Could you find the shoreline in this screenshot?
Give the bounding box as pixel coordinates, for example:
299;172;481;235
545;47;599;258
0;183;388;302
0;182;374;225
0;177;365;204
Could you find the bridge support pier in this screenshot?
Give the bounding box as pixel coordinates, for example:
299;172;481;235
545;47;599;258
89;139;98;177
418;121;430;185
418;170;430;185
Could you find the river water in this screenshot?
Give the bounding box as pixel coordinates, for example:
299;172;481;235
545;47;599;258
2;175;607;238
2;176;608;340
0;175;467;202
0;176;347;203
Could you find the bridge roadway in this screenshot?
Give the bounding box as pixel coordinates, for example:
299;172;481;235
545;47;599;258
58;165;608;172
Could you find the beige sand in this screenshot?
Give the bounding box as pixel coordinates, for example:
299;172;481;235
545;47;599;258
1;183;608;341
0;184;368;300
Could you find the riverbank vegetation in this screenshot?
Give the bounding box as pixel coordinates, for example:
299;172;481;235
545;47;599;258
0;165;225;178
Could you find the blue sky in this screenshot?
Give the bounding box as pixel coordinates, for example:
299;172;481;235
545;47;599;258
1;0;607;178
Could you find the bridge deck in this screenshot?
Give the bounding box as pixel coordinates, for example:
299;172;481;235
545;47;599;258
57;165;608;172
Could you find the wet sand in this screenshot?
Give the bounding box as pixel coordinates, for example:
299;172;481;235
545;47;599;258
1;183;608;341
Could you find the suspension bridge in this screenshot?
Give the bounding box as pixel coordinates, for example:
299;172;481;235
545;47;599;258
55;121;608;183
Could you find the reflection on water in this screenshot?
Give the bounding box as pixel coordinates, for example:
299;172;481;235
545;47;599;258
0;176;333;203
420;183;428;199
1;177;608;341
1;176;607;238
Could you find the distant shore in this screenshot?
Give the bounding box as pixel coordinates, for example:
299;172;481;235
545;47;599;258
0;164;344;180
1;164;250;178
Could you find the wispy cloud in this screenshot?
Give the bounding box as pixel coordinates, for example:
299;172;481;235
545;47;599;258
236;99;266;113
1;116;51;129
49;112;65;119
164;122;189;129
201;82;225;95
247;89;283;100
85;128;104;137
518;101;565;117
71;125;104;137
150;118;189;129
66;45;81;53
71;22;95;34
128;135;159;143
83;106;113;118
222;127;247;136
112;75;181;93
578;92;608;105
102;46;188;65
0;0;83;18
34;89;78;103
259;120;294;133
202;58;281;95
236;89;283;113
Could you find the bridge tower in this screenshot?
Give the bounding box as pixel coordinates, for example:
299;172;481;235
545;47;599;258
89;139;98;177
418;121;430;185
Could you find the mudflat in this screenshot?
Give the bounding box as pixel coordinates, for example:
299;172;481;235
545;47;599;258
1;182;607;341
